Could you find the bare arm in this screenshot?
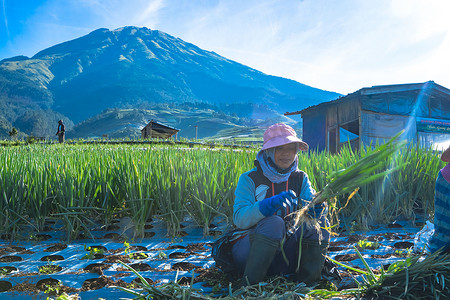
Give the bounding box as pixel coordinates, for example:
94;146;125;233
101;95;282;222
441;146;450;162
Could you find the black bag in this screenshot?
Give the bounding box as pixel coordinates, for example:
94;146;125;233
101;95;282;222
321;257;342;282
211;230;237;274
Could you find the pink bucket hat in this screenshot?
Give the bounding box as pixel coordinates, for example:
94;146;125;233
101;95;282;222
261;123;308;151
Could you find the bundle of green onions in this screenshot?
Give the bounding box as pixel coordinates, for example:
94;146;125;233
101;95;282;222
293;131;406;228
364;250;450;299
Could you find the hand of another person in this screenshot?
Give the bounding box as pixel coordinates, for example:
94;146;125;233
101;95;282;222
259;191;296;217
300;199;326;218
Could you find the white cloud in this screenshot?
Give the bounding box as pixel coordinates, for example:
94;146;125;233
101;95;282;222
134;0;165;25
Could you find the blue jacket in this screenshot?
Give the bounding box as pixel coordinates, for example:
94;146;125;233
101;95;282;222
233;163;316;230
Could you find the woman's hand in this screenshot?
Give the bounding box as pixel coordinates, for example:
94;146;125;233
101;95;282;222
259;191;296;216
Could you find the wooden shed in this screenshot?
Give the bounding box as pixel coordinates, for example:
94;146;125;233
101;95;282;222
286;81;450;153
141;120;180;139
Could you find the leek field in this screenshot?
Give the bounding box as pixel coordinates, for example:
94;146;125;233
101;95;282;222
0;143;443;241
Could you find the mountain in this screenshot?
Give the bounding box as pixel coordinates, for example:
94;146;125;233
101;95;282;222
70;103;295;140
0;26;340;140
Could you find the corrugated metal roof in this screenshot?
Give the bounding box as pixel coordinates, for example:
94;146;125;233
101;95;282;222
285;81;450;116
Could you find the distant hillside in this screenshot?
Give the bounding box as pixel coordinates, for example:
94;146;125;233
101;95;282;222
0;26;340;139
70;102;296;139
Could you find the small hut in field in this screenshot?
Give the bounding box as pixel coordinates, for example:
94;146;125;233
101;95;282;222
286;81;450;153
141;120;180;139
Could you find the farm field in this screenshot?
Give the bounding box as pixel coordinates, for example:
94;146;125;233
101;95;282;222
0;142;447;299
0;216;438;299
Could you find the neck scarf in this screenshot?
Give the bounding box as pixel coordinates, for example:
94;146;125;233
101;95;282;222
256;149;298;183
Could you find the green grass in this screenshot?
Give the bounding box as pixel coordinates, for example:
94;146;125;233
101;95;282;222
0;141;444;240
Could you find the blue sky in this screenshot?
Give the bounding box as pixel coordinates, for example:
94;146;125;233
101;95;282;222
1;0;449;94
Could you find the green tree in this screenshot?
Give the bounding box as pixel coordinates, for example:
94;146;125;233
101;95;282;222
8;127;18;140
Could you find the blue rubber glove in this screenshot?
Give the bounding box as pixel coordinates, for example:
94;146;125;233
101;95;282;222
301;199;327;218
259;191;296;217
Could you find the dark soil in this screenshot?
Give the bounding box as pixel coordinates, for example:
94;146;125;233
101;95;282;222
104;254;131;264
103;233;123;241
34;234;52;241
144;232;156;238
186;243;208;252
0;280;12;292
356;243;383;251
128;263;153;272
172;262;198;271
108;248;125;254
10;281;39;294
130;245;148;251
0;246;27;254
387;223;403;228
39;264;63;274
167;245;186;250
84;263;111;274
144;243;206;258
169;252;191;259
41;255;64;261
393;241;414;249
177;276;192;285
367;235;383;242
0;266;17;275
129;252;149;260
112;272;132;278
0;255;23;262
196;267;234;287
44;243;68;252
82;253;105;259
346;234;366;243
36;278;78;294
334;253;359;261
86;245;107;252
132;277;155;285
6;275;126;295
371;253;392;258
36;278;61;291
81;276;116;291
328;246;347;252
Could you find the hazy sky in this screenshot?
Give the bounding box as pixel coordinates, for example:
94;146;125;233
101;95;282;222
1;0;450;94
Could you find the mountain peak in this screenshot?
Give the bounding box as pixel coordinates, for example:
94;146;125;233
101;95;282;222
1;26;340;138
32;26;188;61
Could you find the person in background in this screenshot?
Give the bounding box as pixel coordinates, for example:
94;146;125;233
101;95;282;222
428;146;450;254
230;123;329;286
56;120;65;143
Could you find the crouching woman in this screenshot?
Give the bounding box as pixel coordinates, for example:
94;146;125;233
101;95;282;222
230;123;330;286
